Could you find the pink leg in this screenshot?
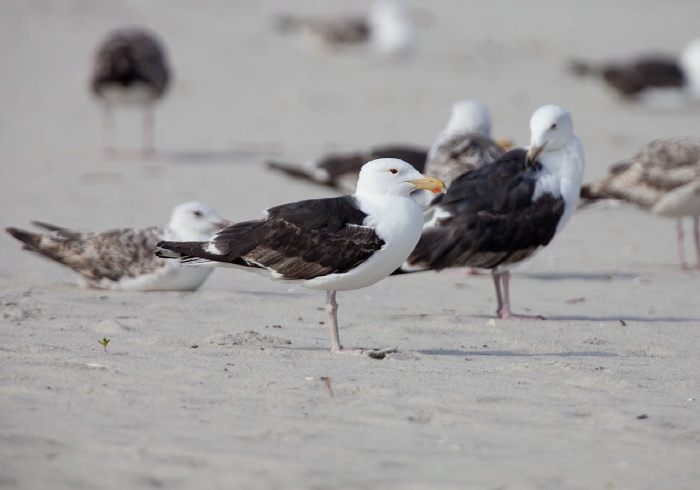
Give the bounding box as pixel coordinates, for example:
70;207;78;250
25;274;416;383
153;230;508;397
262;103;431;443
693;217;700;270
676;219;691;270
491;270;504;313
102;107;115;159
141;105;155;159
326;291;396;357
494;270;545;320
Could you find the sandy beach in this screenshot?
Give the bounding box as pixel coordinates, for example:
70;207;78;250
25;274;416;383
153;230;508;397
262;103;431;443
2;1;700;488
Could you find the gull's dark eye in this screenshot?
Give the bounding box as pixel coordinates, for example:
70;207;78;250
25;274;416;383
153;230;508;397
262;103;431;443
193;210;203;217
550;123;557;130
390;168;398;174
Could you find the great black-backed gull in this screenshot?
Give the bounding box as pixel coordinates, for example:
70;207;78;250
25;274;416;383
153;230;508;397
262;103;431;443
396;105;585;320
267;144;429;193
6;202;227;291
91;27;171;158
580;136;700;270
569;38;700;101
274;0;417;59
156;159;446;355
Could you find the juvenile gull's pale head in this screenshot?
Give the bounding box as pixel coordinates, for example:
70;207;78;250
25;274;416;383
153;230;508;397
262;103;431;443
168;201;229;241
444;99;492;136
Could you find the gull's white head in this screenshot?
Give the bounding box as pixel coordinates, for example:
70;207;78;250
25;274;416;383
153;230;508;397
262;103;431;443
444;99;492;136
168;201;229;240
527;104;575;162
680;38;700;98
355;158;445;198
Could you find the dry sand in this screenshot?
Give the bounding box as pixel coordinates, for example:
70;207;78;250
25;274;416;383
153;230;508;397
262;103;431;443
1;1;699;489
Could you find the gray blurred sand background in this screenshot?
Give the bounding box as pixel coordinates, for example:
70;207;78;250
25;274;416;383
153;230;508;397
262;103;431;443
1;1;700;488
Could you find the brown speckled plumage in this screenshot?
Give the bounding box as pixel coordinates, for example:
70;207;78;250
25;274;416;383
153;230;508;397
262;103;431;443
580;136;700;269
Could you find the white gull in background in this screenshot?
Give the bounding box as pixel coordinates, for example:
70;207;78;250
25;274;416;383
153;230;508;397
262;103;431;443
274;0;418;59
396;105;585;320
157;159;445;355
6;202;227;291
580;136;700;270
569;38;700;103
91;27;171;158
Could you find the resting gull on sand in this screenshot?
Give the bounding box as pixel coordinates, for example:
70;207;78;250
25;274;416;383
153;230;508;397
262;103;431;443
157;159;446;355
91;27;171;158
396;105;585;320
266;100;511;195
267;144;429;193
6;202;227;291
569;38;700;102
580;136;700;270
274;0;417;59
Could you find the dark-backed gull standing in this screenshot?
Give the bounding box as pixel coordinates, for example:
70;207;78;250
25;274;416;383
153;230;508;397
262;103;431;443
156;159;446;355
580;136;700;270
6;202;227;291
569;38;700;101
274;0;417;59
396;105;585;320
91;27;171;158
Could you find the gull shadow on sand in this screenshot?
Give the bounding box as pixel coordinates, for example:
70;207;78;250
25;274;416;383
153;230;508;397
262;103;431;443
160;147;283;164
467;313;700;323
520;272;639;281
418;349;619;358
545;314;700;322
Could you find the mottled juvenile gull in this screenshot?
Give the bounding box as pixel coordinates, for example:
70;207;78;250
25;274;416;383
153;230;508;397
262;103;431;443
580;136;700;269
91;27;171;158
6;202;227;291
569;38;700;101
424;100;506;188
157;159;446;355
396;105;585;320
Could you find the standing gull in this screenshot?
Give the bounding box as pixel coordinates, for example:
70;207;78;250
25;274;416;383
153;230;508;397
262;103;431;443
569;38;700;101
91;27;171;158
6;202;227;291
580;136;700;270
156;159;445;355
396;105;585;320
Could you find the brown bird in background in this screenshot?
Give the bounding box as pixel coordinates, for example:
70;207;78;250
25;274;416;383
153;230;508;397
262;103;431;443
91;27;171;158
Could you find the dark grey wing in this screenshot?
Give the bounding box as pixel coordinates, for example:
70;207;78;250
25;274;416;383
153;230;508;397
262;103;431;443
367;145;429;172
91;28;170;97
602;57;684;97
406;148;565;270
425;133;505;187
157;196;385;280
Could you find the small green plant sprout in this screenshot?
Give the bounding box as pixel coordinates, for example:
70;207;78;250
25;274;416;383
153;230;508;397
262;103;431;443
98;338;111;353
